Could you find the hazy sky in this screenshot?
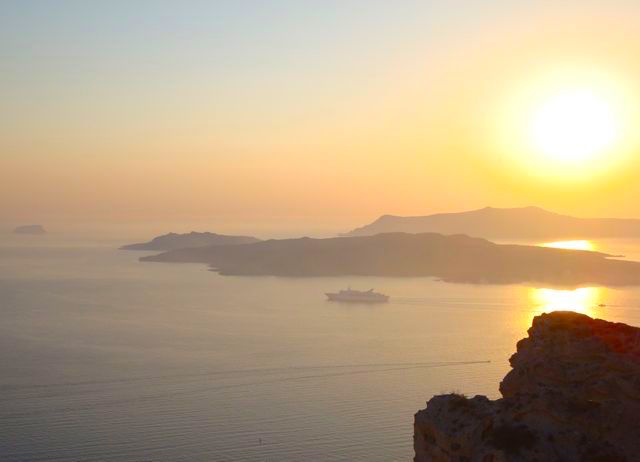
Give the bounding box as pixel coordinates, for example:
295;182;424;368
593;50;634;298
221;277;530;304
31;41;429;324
2;1;640;235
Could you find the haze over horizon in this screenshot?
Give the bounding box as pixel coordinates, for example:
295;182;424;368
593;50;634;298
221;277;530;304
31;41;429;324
3;0;640;236
5;3;640;461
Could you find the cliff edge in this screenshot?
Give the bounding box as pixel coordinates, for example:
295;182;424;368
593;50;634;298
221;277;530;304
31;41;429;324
414;311;640;461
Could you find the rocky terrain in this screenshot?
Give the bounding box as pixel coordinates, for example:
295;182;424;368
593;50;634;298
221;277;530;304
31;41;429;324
414;311;640;461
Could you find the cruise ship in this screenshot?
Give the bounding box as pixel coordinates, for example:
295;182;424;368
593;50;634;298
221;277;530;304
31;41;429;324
325;288;389;303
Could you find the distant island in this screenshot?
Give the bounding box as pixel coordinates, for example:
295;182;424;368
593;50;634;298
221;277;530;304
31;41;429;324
121;231;260;251
141;232;640;286
344;206;640;239
13;225;46;235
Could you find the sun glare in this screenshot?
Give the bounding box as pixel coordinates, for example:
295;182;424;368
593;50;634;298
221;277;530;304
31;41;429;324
540;240;595;251
530;89;617;163
494;67;636;182
531;287;601;317
520;285;608;338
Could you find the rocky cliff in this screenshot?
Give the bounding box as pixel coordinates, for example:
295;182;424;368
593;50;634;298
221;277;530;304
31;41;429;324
414;311;640;461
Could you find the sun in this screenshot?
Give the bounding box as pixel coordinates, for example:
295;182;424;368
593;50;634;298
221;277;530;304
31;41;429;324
529;88;618;164
492;67;636;182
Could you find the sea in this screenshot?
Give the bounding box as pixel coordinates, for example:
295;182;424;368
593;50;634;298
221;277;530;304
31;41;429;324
2;234;640;461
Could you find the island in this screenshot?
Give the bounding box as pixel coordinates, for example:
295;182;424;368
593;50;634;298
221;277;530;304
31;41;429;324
13;225;46;235
344;206;640;239
414;311;640;461
120;231;260;251
140;232;640;286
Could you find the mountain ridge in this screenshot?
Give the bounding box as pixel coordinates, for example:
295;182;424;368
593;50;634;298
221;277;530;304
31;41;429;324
344;206;640;239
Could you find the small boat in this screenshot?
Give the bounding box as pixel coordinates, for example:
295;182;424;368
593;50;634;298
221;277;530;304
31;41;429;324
325;287;389;303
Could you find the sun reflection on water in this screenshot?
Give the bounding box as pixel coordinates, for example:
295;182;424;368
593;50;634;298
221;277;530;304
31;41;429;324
540;240;595;251
519;240;610;328
532;287;601;316
522;286;607;330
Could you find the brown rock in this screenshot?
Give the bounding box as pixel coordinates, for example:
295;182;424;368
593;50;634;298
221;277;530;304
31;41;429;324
414;311;640;461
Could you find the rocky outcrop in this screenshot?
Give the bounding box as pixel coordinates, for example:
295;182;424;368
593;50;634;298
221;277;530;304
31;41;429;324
414;311;640;461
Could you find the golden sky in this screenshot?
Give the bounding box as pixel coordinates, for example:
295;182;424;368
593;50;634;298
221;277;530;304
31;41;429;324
2;1;640;235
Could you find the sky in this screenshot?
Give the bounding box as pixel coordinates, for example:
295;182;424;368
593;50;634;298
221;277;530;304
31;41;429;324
2;0;640;236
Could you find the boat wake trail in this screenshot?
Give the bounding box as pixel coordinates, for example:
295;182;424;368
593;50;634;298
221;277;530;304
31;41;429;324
2;360;491;418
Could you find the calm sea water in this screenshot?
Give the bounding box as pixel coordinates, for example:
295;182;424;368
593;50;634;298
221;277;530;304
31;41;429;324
2;235;640;461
